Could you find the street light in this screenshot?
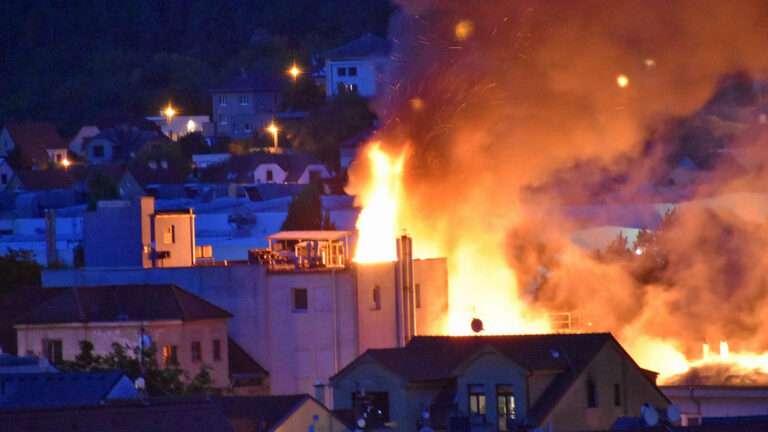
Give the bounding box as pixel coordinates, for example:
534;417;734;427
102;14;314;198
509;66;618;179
267;122;278;149
61;158;70;172
164;103;176;140
289;63;301;81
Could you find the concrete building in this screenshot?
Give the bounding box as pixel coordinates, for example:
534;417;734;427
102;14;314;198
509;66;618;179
330;333;670;432
83;197;197;268
323;33;391;98
14;284;232;387
209;69;286;139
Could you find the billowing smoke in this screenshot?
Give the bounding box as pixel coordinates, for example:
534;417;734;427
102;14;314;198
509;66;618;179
347;0;768;380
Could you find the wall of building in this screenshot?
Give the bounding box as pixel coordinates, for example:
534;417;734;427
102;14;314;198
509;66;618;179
0;162;14;190
83;198;153;268
661;385;768;417
253;163;286;184
211;91;278;138
295;165;331;184
325;58;387;98
153;212;195;268
15;319;230;386
543;342;669;431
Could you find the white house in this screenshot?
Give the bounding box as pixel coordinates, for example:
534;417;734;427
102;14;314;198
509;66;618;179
68;125;100;156
323;33;391;98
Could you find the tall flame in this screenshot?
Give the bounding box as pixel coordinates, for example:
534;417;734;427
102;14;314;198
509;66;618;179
353;143;406;263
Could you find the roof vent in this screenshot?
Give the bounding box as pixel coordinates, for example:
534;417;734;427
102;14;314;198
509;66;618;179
148;161;158;170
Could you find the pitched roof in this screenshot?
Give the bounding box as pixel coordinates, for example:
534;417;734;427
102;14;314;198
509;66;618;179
228;338;268;378
15;284;232;325
210;68;287;93
0;371;130;409
12;169;78;191
211;395;313;432
4;123;66;165
0;288;64;355
127;163;188;187
323;33;391;59
217;152;326;184
0;398;237;432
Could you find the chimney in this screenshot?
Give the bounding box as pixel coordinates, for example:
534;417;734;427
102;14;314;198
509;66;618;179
395;233;416;346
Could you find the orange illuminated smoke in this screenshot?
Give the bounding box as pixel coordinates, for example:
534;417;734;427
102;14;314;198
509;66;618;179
616;74;629;88
353;143;406;262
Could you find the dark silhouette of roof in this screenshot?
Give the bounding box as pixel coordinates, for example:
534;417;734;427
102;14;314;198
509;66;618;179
217;152;327;184
228;338;268;378
88;126;167;161
323;33;391;59
212;395;334;432
0;289;64;355
12;169;79;191
0;398;236;432
3;123;65;166
15;284;232;325
127;163;188;187
210;68;287;93
0;371;131;409
611;415;768;432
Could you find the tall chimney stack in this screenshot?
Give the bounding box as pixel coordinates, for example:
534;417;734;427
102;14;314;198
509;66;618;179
395;233;416;346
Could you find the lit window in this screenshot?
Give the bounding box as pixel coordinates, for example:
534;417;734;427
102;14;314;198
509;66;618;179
292;287;308;311
219;95;227;106
164;225;175;244
163;345;178;365
371;285;381;310
348;66;357;76
191;341;202;362
587;379;598;408
337;67;347;77
213;339;222;361
240;95;249;105
415;283;421;308
497;385;515;430
43;339;63;364
469;384;486;417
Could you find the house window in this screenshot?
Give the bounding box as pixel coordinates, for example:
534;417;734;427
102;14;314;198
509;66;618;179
469;384;486;416
219;95;227;106
415;283;421;308
613;383;622;406
244;123;251;132
240;95;249;105
218;114;228;125
266;169;273;182
587;379;598;408
497;385;515;431
163;345;178;365
348;66;357;76
352;391;389;428
213;339;222;361
164;225;175;244
191;341;202;362
1;174;6;185
232;123;238;133
350;83;358;93
371;285;381;310
337;67;347;76
292;287;308;311
92;145;104;158
56;153;62;162
43;339;63;364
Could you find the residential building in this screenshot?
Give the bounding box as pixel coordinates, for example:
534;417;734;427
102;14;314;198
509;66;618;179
83;123;166;165
212;395;349;432
215;153;332;185
68;125;100;156
0;158;14;190
83;197;197;268
147;115;210;141
0;122;67;168
14;284;233;387
661;385;768;423
0;398;238;432
330;333;670;432
209;69;286;138
323;33;391;98
0;371;139;409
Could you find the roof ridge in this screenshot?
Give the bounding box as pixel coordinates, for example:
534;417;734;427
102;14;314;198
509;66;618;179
169;284;188;320
72;287;86;322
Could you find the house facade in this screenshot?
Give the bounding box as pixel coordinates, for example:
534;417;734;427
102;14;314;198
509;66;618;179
209;69;286;138
68;125;100;156
14;284;232;387
330;334;670;432
0;158;14;190
215;153;331;185
323;33;391;98
0;123;67;168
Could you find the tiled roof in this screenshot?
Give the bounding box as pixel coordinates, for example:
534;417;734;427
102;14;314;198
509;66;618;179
210;68;287;93
15;284;232;325
218;152;326;184
13;169;78;191
127;163;188;187
0;371;128;409
211;395;310;431
0;289;64;355
228;338;268;378
323;33;391;59
0;398;236;432
4;123;65;166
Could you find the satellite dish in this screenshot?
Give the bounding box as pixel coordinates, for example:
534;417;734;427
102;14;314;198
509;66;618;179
422;411;430;419
667;404;681;422
471;318;484;333
642;405;659;426
357;418;366;428
550;349;560;358
134;377;146;390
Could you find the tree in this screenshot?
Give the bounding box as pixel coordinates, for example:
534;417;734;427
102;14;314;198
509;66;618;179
0;249;42;296
86;169;120;211
281;185;323;231
62;340;216;396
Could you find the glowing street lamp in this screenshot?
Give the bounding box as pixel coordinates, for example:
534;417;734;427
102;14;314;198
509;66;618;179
163;103;176;140
267;122;278;149
289;63;301;81
61;158;70;172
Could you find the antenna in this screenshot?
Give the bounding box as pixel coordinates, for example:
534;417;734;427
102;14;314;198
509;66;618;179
642;405;659;426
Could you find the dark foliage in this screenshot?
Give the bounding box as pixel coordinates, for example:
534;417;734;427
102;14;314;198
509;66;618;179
281;185;323;231
0;249;42;295
86;169;120;210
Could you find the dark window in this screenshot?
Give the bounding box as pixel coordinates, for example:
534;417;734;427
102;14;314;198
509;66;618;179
244;123;251;132
349;84;358;93
232;123;238;133
191;341;202;361
1;173;6;185
293;287;308;311
213;339;222;361
587;379;598;408
92;145;104;158
266;170;273;182
415;283;421;308
164;225;175;244
371;285;381;310
309;169;322;184
337;67;347;77
352;391;389;428
163;345;178;365
348;66;357;76
469;384;486;416
497;385;515;430
613;383;621;406
44;339;63;364
56;153;62;162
